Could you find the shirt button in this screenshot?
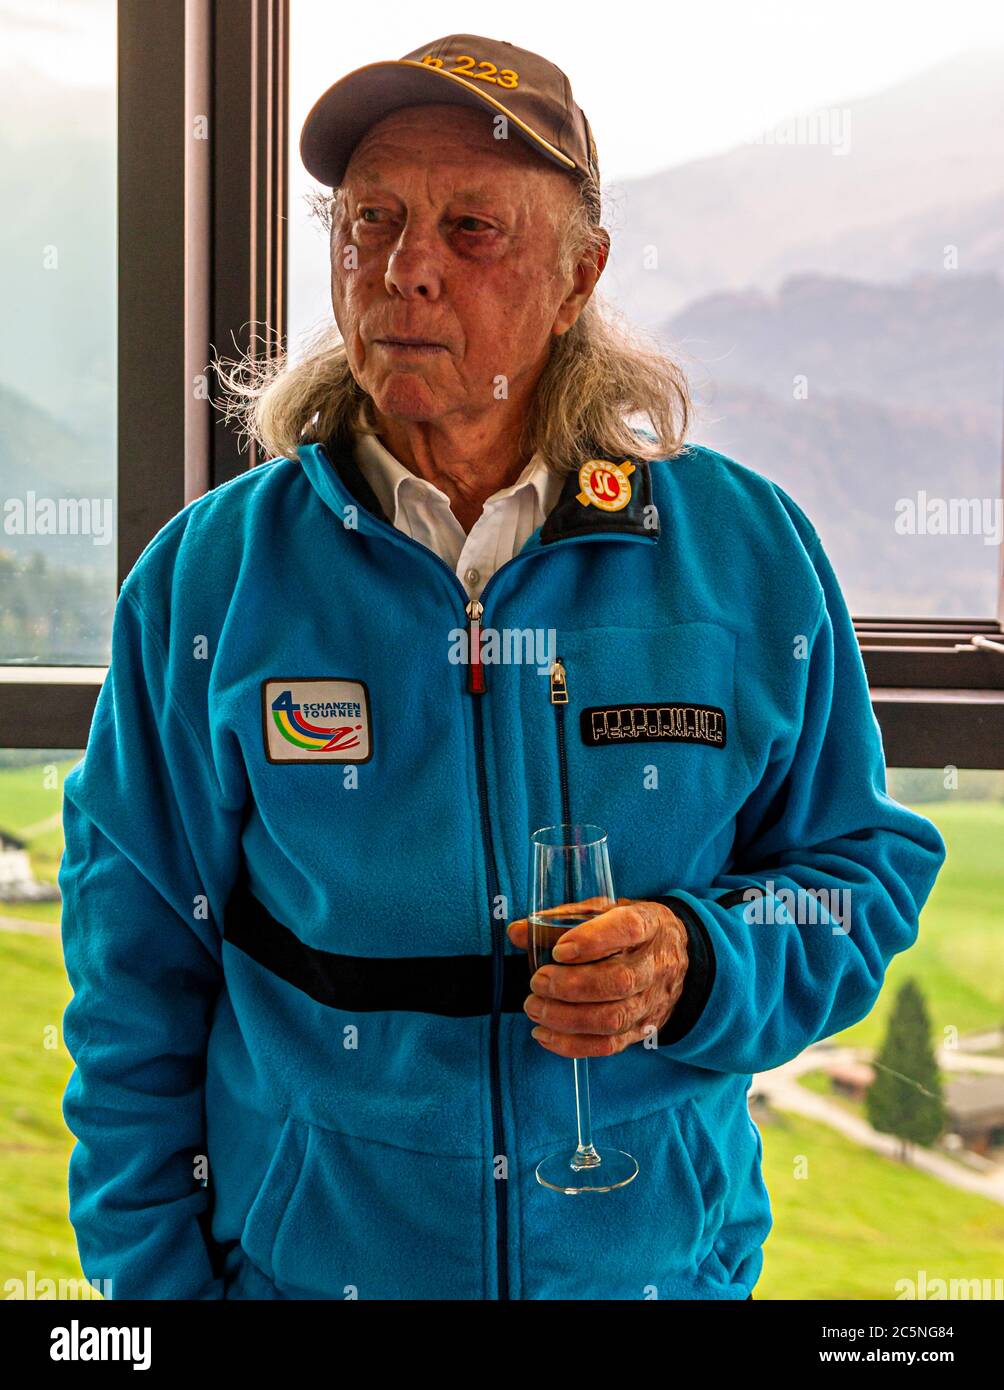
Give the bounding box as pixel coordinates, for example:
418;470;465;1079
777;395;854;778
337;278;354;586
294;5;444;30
465;567;480;584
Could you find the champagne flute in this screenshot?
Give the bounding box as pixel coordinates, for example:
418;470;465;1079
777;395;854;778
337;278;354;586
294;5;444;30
528;823;640;1193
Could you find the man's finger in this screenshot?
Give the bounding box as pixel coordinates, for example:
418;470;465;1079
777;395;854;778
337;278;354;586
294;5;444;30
531;947;656;1003
530;1016;660;1059
507;918;529;950
506;895;618;952
523;989;653;1036
547;901;662;963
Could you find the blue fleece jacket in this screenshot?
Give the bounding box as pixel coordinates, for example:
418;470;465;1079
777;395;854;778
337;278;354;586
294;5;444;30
58;429;946;1300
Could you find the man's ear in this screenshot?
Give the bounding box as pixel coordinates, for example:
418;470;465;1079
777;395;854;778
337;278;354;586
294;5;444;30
552;229;611;336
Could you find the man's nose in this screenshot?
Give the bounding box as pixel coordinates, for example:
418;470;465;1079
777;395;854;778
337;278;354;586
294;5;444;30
384;225;444;300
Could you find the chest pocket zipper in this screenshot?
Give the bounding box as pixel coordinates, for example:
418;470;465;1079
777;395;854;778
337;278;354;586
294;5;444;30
549;658;572;830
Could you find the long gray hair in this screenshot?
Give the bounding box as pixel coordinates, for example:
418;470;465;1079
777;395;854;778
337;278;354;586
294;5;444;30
213;174;692;474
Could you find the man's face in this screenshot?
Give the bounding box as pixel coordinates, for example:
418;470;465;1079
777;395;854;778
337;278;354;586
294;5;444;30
329;103;582;424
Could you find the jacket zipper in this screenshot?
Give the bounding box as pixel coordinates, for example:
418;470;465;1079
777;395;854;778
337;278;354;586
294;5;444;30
466;596;508;1300
550;657;576;905
466;598;487;694
549;657;572;829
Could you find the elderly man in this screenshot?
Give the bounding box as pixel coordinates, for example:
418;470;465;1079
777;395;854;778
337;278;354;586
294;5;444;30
59;34;945;1301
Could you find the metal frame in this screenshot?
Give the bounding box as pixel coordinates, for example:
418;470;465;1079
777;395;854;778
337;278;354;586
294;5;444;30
858;617;1004;767
859;618;1004;687
871;687;1004;769
1;0;1001;770
210;0;288;485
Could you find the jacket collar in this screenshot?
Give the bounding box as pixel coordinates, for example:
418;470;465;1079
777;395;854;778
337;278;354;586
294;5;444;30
309;424;660;546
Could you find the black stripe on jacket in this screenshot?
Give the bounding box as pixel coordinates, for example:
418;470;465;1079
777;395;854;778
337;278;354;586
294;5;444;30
223;871;531;1017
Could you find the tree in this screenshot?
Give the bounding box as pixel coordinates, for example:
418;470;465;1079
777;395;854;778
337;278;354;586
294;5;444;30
865;979;945;1161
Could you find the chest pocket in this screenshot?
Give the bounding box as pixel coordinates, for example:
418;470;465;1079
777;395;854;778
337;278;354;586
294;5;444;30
517;622;754;896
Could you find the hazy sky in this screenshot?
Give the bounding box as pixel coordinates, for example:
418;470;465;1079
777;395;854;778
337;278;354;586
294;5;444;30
288;0;1004;179
3;0;1003;178
0;0;114;84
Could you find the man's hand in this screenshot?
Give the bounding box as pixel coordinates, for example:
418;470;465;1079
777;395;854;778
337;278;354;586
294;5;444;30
506;897;689;1058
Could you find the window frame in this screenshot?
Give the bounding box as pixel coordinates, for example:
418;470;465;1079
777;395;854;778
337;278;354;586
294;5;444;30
0;0;288;751
1;0;1001;769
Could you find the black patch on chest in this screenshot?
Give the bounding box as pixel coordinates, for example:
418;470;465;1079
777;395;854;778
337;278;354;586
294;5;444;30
580;702;726;749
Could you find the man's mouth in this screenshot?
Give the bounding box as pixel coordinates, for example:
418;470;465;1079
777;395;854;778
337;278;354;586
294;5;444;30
374;337;448;354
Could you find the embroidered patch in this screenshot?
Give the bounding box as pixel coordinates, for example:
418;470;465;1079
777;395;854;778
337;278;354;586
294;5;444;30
576;459;635;511
262;678;372;763
580;702;726;749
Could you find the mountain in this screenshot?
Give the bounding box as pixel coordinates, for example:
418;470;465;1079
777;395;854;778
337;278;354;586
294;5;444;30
667;272;1003;616
0;57;116;444
600;46;1004;330
0;380;114;568
667;270;1004;428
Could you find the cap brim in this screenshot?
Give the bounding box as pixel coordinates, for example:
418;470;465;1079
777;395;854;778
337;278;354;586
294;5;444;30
299;58;578;187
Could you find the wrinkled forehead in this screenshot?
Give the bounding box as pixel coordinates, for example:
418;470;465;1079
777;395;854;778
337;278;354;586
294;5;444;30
343;102;555;191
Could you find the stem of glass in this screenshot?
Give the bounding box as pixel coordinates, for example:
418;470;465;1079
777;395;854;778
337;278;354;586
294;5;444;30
571;1058;602;1169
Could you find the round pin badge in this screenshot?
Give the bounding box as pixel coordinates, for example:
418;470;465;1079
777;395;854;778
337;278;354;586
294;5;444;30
576;459;636;512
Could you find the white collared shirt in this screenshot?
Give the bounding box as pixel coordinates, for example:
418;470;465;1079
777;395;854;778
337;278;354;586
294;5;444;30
352;429;566;600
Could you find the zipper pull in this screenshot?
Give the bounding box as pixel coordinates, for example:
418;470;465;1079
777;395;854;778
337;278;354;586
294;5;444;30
549;658;568;704
466;598;486;694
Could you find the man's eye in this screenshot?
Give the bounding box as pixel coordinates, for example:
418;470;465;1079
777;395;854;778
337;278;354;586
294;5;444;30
357;208;385;224
456;216;495;234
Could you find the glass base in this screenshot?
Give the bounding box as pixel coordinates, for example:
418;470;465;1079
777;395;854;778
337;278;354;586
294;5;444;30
535;1144;639;1194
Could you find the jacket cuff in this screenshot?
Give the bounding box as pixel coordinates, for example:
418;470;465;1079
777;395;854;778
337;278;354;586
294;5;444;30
648;894;717;1047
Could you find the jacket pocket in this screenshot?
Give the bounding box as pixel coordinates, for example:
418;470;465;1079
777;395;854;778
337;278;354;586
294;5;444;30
519;1101;725;1299
676;1097;730;1267
520;623;751;895
240;1114;488;1299
241;1114;309;1282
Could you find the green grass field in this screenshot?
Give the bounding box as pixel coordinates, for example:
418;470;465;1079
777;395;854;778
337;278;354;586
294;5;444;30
757;1107;1004;1298
0;757;81;904
0;765;1002;1298
0;929;79;1285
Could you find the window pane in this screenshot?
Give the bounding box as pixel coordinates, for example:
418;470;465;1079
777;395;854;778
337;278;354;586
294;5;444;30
0;0;117;664
288;5;1004;616
0;748;88;1293
755;767;1004;1299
